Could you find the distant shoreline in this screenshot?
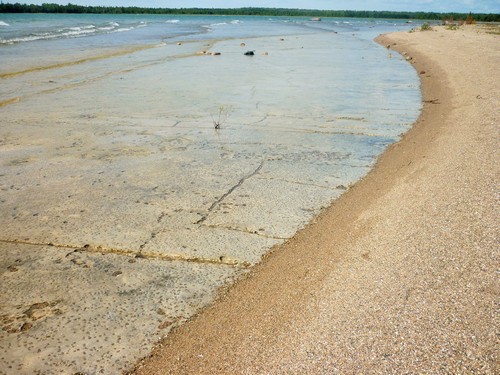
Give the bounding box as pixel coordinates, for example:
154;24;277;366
1;4;499;22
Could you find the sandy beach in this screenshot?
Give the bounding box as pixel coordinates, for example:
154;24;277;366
132;24;499;373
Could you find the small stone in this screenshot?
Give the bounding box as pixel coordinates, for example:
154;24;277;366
157;308;166;315
158;320;172;330
20;322;32;332
420;70;426;74
112;271;122;277
7;265;18;272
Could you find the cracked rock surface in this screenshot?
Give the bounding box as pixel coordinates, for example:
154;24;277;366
0;243;238;374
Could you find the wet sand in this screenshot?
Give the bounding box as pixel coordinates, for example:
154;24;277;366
132;25;499;373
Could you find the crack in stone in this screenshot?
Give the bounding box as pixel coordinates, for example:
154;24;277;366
139;250;251;268
195;160;265;225
0;239;249;268
201;224;288;240
245;114;268;125
0;51;196;109
139;212;168;251
0;45;156;79
255;176;341;190
0;97;21;108
156;212;168;224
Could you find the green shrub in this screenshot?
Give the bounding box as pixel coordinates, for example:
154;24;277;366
420;22;432;31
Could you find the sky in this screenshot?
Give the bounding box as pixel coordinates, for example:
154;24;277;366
6;1;500;13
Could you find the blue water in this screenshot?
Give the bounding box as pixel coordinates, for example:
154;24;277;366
0;13;419;45
0;13;423;88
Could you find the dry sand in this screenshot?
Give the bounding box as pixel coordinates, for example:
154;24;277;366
131;25;499;374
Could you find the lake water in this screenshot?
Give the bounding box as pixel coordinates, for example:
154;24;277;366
0;15;421;259
0;13;422;373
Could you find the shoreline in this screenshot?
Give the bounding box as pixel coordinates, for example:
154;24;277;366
0;24;423;374
131;25;498;373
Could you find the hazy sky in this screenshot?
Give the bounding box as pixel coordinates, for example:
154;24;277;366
7;0;500;13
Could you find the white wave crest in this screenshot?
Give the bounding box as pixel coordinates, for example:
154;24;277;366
114;27;133;33
0;27;97;44
166;19;180;23
61;28;96;37
1;35;46;44
0;21;10;26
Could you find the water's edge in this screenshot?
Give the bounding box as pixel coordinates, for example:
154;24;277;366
0;17;422;374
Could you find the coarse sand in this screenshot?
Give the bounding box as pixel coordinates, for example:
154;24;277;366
131;25;499;374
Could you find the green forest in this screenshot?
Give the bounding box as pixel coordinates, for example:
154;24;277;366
1;3;499;22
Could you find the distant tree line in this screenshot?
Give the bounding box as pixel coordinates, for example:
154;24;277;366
1;3;499;22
